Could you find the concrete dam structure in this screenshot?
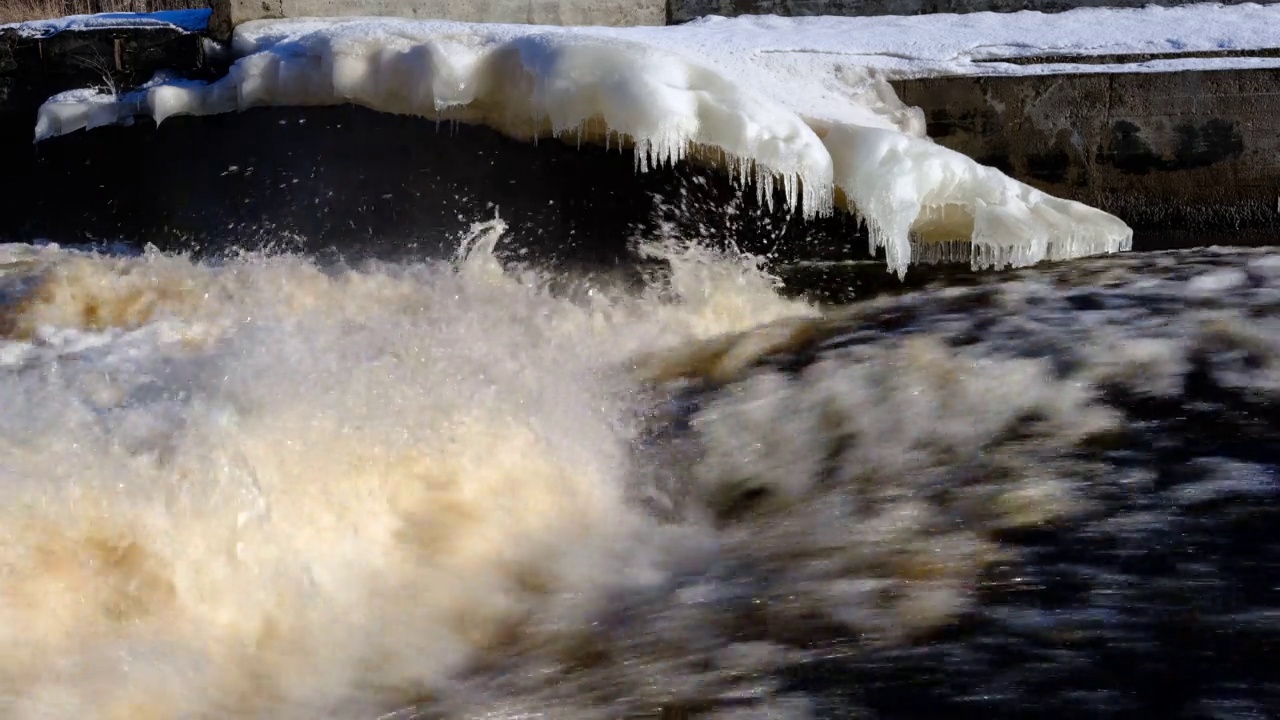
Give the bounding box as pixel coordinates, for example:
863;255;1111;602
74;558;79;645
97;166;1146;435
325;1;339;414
210;0;1280;31
3;0;1280;264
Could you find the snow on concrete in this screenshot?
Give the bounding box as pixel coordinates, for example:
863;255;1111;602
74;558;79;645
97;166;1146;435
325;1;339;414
1;9;210;38
661;2;1280;79
48;7;1262;274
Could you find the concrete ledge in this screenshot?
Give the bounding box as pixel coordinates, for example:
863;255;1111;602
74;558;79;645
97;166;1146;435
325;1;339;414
210;0;667;39
669;0;1280;23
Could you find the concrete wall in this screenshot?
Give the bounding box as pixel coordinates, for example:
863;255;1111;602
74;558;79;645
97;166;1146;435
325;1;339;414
669;0;1280;22
890;69;1280;248
206;0;1280;41
210;0;666;38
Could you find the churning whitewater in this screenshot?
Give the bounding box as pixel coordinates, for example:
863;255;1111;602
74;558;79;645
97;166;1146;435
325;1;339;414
2;226;1279;719
0;224;811;718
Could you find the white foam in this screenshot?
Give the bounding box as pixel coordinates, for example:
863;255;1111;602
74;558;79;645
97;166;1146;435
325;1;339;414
0;225;815;718
33;16;1134;276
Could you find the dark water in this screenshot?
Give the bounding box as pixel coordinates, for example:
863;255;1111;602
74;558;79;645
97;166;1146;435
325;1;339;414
352;246;1280;720
10;105;1278;270
753;248;1280;720
436;246;1280;720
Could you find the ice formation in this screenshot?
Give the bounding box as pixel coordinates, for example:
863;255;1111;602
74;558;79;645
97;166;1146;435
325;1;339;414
33;16;1135;276
1;8;210;37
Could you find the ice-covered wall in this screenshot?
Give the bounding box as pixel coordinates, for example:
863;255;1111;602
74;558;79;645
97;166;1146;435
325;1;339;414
33;16;1133;276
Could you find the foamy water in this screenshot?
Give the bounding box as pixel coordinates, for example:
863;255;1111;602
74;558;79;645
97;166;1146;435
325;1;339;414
2;232;1277;719
0;221;844;712
0;223;816;719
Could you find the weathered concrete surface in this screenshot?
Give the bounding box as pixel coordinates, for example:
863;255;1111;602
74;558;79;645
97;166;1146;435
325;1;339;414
209;0;667;38
669;0;1280;22
890;68;1280;249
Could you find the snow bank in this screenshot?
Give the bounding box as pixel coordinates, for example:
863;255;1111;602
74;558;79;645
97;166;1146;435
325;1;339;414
32;15;1138;275
2;9;209;38
662;3;1280;80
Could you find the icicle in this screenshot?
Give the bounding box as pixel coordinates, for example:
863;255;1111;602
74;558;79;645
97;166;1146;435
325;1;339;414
31;18;1129;278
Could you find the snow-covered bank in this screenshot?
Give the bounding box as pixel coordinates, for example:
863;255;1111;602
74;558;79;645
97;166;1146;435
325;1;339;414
668;2;1280;79
1;9;210;38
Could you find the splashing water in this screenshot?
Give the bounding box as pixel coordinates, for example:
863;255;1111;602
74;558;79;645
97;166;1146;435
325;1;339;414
2;227;1277;719
0;222;814;719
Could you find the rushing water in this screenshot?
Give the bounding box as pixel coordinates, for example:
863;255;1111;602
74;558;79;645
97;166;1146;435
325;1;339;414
0;225;1277;719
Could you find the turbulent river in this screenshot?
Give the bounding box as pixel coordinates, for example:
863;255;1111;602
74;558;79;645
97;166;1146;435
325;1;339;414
0;224;1277;719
